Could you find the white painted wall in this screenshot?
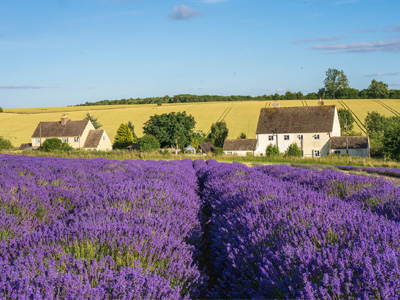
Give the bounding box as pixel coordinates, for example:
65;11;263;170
224;150;254;156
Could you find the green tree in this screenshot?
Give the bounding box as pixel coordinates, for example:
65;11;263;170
323;68;349;99
113;123;134;149
207;121;229;148
383;120;400;160
337;109;355;134
84;113;102;129
0;136;13;150
286;143;302;157
40;138;72;152
265;144;280;156
367;79;389;99
143;112;196;149
0;107;3;112
238;132;247;139
127;121;138;139
137;134;160;152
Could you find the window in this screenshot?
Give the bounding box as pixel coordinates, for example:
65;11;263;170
313;150;321;157
334;150;341;154
314;134;320;140
297;135;303;140
284;135;289;140
74;137;80;142
268;135;274;141
34;138;40;144
62;137;69;143
103;136;106;141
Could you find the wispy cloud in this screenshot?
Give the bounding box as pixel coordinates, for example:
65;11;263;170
384;25;400;33
169;5;201;20
352;28;378;34
292;35;342;44
0;85;48;89
365;72;399;77
312;38;400;53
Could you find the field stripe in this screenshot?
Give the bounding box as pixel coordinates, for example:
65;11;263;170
338;100;367;134
373;100;400;117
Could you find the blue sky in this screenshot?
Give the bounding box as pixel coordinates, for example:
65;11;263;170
0;0;399;108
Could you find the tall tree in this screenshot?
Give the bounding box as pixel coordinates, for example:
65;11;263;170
323;68;349;99
207;121;229;148
337;109;355;134
127;121;138;139
143;111;196;148
113;123;134;149
368;79;389;99
84;113;102;129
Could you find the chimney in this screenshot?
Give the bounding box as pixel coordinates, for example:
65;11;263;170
61;114;68;125
272;100;280;108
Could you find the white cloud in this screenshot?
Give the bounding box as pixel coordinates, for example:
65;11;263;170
365;72;399;77
200;0;228;3
0;85;47;89
169;5;201;20
384;25;400;33
312;39;400;53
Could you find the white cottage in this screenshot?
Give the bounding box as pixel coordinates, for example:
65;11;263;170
329;136;370;157
31;115;112;151
254;105;341;157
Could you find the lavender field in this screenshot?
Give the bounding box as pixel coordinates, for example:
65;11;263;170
1;155;400;299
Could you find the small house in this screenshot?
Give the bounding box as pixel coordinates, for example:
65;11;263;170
223;139;258;156
329;136;370;157
31;115;112;151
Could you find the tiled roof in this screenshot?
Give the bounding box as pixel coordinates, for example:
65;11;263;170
256;105;336;134
31;120;89;138
199;142;215;153
223;139;257;151
330;136;369;149
83;130;104;148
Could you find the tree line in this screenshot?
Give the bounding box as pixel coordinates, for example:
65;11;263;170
76;69;400;107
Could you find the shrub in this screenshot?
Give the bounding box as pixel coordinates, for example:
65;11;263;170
138;134;160;152
286;143;303;157
113;123;134;149
40;138;72;152
0;107;3;112
265;144;280;156
0;136;13;150
213;147;224;155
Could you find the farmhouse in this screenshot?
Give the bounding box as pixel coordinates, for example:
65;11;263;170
31;115;112;151
254;105;341;157
329;136;370;157
223;139;258;156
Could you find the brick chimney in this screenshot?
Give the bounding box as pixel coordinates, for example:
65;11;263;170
61;114;68;125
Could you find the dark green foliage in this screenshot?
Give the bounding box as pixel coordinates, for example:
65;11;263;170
368;79;389;99
84;113;102;129
137;134;160;152
265;144;280;156
323;68;349;99
143;111;196;148
286;143;303;157
113;123;134;149
383;120;400;160
127;121;138;139
338;109;355;133
40;138;72;152
238;132;247;139
207;121;229;148
0;107;3;112
0;136;13;150
213;147;224;155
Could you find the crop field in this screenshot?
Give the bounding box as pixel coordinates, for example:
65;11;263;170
2;99;400;147
1;154;400;298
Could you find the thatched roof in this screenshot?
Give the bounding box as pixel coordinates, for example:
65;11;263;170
83;130;104;148
199;142;215;154
256;105;336;134
330;136;369;149
223;139;257;151
31;120;89;138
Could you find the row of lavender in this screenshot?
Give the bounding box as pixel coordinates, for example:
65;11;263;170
0;155;204;299
336;165;400;178
195;160;400;299
260;164;400;222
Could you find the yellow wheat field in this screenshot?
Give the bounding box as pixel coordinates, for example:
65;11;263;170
2;99;400;147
